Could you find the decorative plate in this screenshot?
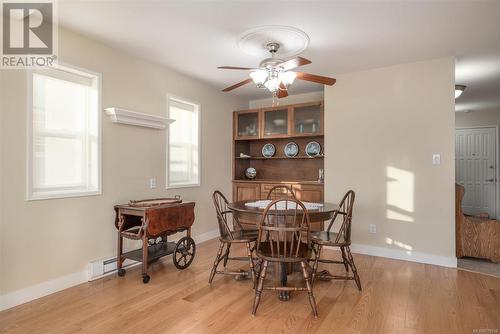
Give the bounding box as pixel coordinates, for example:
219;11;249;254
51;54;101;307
305;141;321;157
284;142;299;157
245;167;257;179
262;143;276;158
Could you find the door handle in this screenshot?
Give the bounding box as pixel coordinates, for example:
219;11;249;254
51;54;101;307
485;178;495;182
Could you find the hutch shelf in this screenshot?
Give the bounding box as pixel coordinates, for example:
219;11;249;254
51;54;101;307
232;101;324;203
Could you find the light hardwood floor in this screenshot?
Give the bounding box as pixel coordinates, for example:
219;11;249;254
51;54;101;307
1;239;499;334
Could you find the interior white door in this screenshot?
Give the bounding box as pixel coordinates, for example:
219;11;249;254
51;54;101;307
455;127;497;218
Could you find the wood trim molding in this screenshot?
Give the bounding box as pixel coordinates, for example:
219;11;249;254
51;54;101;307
104;107;174;129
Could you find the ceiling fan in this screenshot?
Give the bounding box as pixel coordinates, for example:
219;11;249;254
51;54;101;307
218;42;336;98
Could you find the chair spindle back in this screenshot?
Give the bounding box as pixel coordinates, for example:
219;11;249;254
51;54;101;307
266;185;296;201
212;190;241;240
326;190;355;244
257;199;311;260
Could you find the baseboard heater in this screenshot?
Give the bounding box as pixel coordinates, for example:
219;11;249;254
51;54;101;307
88;257;140;281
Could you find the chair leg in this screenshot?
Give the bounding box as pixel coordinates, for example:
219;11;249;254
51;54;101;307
208;241;225;284
301;261;318;317
340;246;349;273
223;243;231;268
252;260;268;316
311;244;322;287
345;246;362;291
246;242;256;288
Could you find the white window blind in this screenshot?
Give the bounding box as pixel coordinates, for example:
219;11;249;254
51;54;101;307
28;65;101;200
167;97;200;188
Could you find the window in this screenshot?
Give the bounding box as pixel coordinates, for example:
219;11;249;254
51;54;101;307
167;96;200;188
27;65;101;200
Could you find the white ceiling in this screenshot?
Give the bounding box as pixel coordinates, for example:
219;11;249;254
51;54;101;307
58;1;500;110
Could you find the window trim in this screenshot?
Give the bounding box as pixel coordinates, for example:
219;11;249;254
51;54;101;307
166;94;201;189
26;62;102;201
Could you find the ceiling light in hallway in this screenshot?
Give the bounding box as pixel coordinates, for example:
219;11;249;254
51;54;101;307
455;84;466;98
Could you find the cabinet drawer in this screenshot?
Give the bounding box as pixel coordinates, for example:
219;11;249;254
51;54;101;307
292;184;324;202
260;183;292;199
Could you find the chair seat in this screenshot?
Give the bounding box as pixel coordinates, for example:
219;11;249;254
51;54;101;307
256;241;311;262
311;231;349;246
220;229;258;243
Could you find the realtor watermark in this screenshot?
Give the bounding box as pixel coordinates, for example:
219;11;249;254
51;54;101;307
473;329;499;334
1;0;58;69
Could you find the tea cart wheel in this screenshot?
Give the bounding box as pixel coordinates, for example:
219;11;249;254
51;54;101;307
173;237;196;270
117;268;126;277
142;275;150;284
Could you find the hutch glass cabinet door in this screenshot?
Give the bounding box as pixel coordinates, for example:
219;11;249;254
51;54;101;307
293;103;323;136
235;111;260;139
262;108;289;137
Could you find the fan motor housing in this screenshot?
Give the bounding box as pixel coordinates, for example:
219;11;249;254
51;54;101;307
259;57;285;70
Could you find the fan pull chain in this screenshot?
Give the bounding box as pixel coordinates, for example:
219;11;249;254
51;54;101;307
271;91;280;107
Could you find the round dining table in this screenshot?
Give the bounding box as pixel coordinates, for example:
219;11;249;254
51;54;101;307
227;200;339;301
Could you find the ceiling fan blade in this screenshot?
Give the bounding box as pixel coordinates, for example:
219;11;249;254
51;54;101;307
279;57;312;71
222;78;253;92
296;72;336;85
277;83;288;98
218;66;257;70
277;89;288;99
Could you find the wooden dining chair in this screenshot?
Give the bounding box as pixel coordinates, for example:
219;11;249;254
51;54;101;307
252;199;318;317
311;190;361;290
266;185;296;200
209;190;258;286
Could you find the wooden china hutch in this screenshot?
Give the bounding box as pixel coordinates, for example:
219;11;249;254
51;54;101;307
232;101;324;202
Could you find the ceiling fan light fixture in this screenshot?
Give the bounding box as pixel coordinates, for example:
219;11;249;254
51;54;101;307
264;77;280;92
279;71;297;86
219;37;336;96
455;84;466;99
250;69;268;87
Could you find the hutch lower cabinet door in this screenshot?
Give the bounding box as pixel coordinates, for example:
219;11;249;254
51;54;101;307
233;182;261;201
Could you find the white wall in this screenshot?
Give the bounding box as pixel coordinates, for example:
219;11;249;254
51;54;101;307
324;57;456;265
455;109;500;128
0;28;245;297
249;90;324;109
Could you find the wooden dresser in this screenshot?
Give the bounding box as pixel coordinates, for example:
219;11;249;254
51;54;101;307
232;101;324;201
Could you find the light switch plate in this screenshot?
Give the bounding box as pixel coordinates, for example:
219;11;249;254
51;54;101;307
369;224;377;234
432;154;441;165
149;177;157;189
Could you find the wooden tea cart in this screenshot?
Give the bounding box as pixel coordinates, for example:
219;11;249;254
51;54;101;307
114;197;196;283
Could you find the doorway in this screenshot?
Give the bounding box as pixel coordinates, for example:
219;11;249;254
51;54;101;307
455;127;497;219
455;126;500;277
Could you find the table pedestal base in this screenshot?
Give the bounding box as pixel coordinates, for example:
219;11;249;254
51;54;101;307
279;262;290;301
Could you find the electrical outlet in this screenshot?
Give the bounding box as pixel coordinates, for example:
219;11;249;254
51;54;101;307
149;177;157;189
369;224;377;234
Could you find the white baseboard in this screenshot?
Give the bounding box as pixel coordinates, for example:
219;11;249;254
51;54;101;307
0;270;88;312
192;229;219;244
348;243;457;268
0;229;220;312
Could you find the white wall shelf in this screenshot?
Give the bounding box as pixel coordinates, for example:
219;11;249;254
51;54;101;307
104;107;174;129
